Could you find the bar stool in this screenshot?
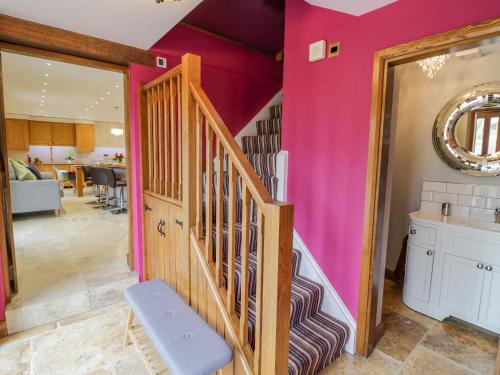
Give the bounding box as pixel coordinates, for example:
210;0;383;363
90;167;109;208
105;168;127;214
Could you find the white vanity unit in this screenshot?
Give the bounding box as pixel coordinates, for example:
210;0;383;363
403;211;500;334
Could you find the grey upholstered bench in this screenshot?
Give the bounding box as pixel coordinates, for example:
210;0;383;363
124;279;232;375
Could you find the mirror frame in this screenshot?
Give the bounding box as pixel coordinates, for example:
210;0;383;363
433;82;500;176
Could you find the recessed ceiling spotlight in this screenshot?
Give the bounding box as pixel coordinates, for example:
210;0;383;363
95;101;99;105
100;97;104;100
90;105;94;108
41;95;45;99
42;89;46;93
44;73;49;77
107;91;111;95
40;104;44;107
85;108;89;111
115;84;119;88
46;62;51;66
43;82;48;85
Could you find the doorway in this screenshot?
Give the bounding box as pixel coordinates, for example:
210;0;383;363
357;17;500;362
0;46;135;334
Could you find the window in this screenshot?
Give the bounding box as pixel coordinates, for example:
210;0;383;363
468;109;500;156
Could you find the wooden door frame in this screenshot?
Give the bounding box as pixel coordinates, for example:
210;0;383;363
0;41;139;299
356;17;500;356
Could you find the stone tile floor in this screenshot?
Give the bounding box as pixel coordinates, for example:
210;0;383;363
322;279;499;374
0;302;148;375
6;188;137;333
1;280;498;374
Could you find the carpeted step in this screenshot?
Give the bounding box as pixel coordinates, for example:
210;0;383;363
244;153;278;177
204;171;278;200
256;118;281;136
269;104;282;120
288;312;349;375
242;134;281;154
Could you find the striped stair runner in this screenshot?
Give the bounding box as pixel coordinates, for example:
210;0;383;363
205;104;349;375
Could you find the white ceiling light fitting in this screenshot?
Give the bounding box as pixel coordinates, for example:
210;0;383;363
46;62;51;66
43;82;48;85
111;128;124;136
416;54;450;78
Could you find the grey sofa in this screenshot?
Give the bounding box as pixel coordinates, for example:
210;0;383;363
9;163;62;214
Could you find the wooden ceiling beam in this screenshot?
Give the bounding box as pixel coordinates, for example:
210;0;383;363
0;14;154;67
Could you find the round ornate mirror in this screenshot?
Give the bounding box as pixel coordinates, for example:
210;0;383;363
433;82;500;176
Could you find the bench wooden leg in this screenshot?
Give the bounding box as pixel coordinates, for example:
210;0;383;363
124;308;134;347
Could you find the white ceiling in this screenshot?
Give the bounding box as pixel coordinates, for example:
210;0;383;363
0;0;202;50
2;52;126;123
305;0;398;16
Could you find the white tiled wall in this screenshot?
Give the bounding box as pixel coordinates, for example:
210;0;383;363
420;180;500;222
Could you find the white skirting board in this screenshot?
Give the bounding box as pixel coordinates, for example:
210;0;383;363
293;230;357;354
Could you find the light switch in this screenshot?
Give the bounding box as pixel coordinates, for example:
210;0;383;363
309;40;326;62
156;56;167;69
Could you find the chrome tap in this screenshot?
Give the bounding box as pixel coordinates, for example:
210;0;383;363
495;208;500;224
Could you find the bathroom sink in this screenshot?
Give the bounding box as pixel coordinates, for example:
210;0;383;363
410;211;500;234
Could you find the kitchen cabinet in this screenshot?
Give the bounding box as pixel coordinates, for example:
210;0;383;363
53;123;76;146
75;124;95;152
403;211;500;334
5;119;29;150
29;121;53;145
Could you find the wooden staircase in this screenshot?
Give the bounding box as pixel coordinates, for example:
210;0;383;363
140;54;293;374
140;53;349;375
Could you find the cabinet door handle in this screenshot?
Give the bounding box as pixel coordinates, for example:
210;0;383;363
175;219;183;228
477;263;485;270
426;250;433;256
410;229;416;235
144;203;152;212
485;265;493;272
159;220;166;237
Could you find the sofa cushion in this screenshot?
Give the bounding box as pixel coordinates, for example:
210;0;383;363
16;159;28;167
27;164;43;180
8;160;16;180
11;160;36;181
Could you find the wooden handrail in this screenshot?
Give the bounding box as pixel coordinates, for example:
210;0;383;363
180;53;293;375
189;82;274;209
143;65;182;91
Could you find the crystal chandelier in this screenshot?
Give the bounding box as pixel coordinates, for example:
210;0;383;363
416;54;450;78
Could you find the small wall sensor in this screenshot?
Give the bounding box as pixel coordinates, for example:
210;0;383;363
156;56;167;69
309;40;326;62
328;42;341;58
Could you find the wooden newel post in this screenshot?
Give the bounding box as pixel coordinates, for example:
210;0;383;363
260;202;294;374
180;53;201;303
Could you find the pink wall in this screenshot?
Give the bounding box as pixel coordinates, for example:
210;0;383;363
283;0;500;318
130;24;283;280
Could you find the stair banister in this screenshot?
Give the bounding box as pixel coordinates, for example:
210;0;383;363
180;52;294;375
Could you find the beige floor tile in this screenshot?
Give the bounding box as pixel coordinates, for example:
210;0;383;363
376;310;428;361
7;188;132;332
31;309;135;375
0;339;31;375
113;353;150;375
401;345;476;375
421;318;498;374
321;350;401;374
383;279;437;329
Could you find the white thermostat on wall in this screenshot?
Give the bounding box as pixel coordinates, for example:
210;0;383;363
309;40;326;62
156;56;167;69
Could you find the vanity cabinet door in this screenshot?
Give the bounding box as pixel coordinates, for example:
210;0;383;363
404;243;434;302
479;263;500;329
439;254;484;322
